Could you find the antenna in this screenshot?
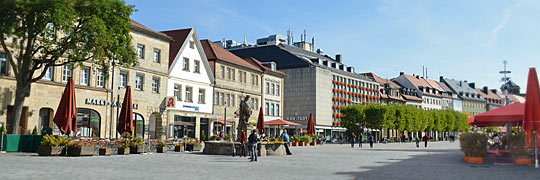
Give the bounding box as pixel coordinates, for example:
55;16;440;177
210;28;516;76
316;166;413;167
303;29;307;42
499;60;511;104
422;65;425;78
287;29;291;45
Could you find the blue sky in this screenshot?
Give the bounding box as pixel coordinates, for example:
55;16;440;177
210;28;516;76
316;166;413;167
127;0;540;93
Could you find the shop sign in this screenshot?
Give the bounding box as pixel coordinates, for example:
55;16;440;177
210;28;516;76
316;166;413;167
166;97;175;108
182;105;199;112
84;98;139;109
286;116;308;121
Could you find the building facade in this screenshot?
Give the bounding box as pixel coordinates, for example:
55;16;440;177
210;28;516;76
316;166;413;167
440;78;486;116
0;20;172;139
362;72;406;105
393;73;444;110
162;28;215;140
476;87;503;111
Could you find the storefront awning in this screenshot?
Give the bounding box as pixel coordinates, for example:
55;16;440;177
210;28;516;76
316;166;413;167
264;119;301;126
217;120;233;125
174;121;194;126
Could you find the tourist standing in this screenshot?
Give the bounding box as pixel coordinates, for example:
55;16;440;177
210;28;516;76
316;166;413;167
423;135;429;148
339;134;343;145
248;130;259;161
240;130;247;157
358;134;363;148
351;133;356;148
281;129;292;155
369;134;374;148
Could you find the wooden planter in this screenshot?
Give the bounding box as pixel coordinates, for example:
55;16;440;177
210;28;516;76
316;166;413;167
291;142;297;146
37;146;65;156
185;144;194;151
463;156;483;164
311;141;317;146
174;146;184;152
157;146;167;153
67;146;94;156
515;157;532;165
130;145;145;154
118;147;130;155
99;148;112;156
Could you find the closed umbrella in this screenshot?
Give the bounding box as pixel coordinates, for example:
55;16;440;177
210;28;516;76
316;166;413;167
523;68;540;148
117;86;134;135
53;77;77;136
307;114;315;135
256;107;264;135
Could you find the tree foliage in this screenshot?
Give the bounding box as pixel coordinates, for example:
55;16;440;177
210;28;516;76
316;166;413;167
341;104;470;133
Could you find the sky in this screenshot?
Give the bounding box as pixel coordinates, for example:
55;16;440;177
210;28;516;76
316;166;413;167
126;0;540;93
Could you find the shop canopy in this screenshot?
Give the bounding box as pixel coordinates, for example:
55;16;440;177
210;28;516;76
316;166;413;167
216;120;233;125
264;119;301;126
468;103;524;127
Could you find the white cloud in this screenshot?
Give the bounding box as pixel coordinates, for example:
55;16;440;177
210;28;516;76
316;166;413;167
482;1;523;47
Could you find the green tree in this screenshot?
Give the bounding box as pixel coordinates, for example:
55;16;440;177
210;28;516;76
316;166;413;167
0;0;136;134
340;106;364;133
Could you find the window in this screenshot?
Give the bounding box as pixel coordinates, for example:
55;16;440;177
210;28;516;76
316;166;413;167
276;104;280;116
220;66;225;78
119;71;127;88
238;71;246;83
194;60;200;73
219;92;224;105
276;84;280;96
62;64;72;82
265;103;269;115
214;92;218;105
271;104;275;116
226;68;231;80
96;70;105;87
185;86;192;102
266;82;270;94
152;77;159;93
271;83;275;95
231;69;235;81
153;49;160;63
174;85;181;101
43;64;53;80
80;66;89;86
198;89;205;103
225;94;230;106
137;44;145;59
0;52;7;75
135;74;143;90
251;74;256;85
229;94;234;107
183;58;190;71
189;41;195;49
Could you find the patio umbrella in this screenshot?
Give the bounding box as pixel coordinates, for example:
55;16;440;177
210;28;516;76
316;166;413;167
256;107;264;135
523;68;540;148
53;77;77;135
468;103;524;127
117;86;134;135
307;114;315;135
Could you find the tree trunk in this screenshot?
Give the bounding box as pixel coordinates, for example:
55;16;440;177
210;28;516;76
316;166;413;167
8;74;31;134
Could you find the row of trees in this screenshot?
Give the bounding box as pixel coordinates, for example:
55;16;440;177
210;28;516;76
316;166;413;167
340;104;470;134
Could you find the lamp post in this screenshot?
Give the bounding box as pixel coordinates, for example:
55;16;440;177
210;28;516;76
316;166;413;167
223;101;227;139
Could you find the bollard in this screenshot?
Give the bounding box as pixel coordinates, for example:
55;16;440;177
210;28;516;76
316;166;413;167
1;133;4;153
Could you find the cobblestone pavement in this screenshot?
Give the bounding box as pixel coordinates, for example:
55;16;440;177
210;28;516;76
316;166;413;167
0;142;539;180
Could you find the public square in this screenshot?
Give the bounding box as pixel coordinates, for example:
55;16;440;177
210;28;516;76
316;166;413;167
1;142;539;180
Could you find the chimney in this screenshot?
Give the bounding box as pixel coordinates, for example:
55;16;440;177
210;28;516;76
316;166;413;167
483;86;488;94
439;76;444;82
335;54;342;63
468;83;475;89
459;81;462;86
415;75;420;79
400;72;404;76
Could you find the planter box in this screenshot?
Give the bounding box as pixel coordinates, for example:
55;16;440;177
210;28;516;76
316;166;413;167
515;158;532;165
311;141;317;146
185;144;194;151
67;146;94;156
193;144;202;151
464;156;483;164
174;146;184;152
99;148;112;156
157;146;167;153
130;145;145;154
118;147;130;155
298;142;305;146
37;146;65;156
291;142;297;146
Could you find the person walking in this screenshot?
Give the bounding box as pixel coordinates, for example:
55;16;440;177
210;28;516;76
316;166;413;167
423;135;429;148
358;134;363;148
248;130;259;161
350;133;356;148
415;137;420;148
339;134;343;145
240;130;247;157
369;134;374;148
281;129;292;155
402;134;406;143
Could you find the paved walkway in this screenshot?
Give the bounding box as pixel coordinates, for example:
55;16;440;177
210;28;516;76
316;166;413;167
0;142;539;180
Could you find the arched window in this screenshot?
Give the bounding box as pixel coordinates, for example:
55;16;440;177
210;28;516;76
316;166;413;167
133;113;145;138
76;108;101;137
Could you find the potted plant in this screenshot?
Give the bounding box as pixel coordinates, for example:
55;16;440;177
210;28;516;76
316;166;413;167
174;143;184;152
201;133;207;142
309;134;318;146
209;135;219;141
37;135;70;156
191;141;202;151
67;141;94;156
129;137;145;154
508;132;531;165
157;141;167;153
99;146;112;156
223;135;231;141
118;142;130;155
459;132;488;163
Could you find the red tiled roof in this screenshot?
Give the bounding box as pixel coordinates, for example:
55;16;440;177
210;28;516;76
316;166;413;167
475;88;502;100
200;40;262;72
381;94;406;102
242;57;287;76
402;94;423;101
402;74;442;96
362;72;401;89
424;78;445;92
130;19;172;41
161;28;192;67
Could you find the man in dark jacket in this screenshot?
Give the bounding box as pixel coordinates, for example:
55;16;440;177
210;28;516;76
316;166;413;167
248;130;259;161
423;135;429;148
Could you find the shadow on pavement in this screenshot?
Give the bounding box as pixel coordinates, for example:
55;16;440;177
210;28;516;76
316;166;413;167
336;149;540;180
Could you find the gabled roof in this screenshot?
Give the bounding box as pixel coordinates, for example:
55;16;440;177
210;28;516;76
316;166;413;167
398;74;441;97
200;40;262;72
361;72;401;89
130;20;172;41
475;88;502;100
402;94;423;101
161;28;192;67
442;78;485;101
242;57;287;77
438;81;453;93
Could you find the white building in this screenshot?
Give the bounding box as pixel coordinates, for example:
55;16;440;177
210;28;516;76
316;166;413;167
162;28;215;140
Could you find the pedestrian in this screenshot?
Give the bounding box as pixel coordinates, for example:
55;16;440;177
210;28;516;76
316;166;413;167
281;129;292;155
351;133;356;148
231;138;236;157
240;130;247;157
248;130;259;162
358;134;363;148
423;135;429;148
415;137;420;148
369;134;374;148
402;134;406;143
339;134;343;145
493;134;500;148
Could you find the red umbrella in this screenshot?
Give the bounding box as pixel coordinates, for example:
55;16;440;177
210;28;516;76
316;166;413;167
117;86;134;135
256;107;264;135
468;103;524;127
307;114;315;135
523;68;540;148
53;77;77;135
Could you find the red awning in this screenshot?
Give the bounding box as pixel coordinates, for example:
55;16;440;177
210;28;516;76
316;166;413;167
264;119;301;126
217;120;233;125
174;121;194;126
469;103;524;127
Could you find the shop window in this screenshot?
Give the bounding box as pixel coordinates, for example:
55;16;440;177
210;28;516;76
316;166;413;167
76;108;101;137
133;113;145;138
